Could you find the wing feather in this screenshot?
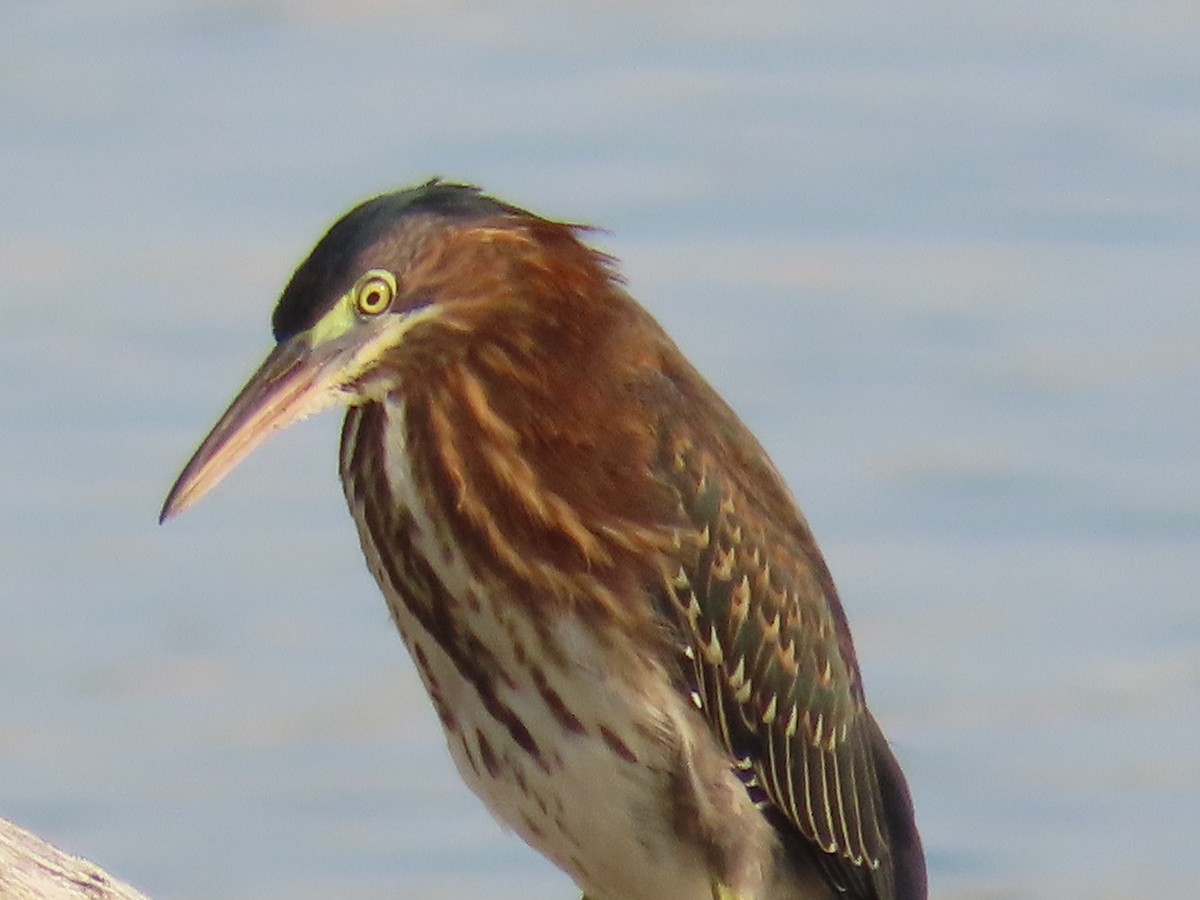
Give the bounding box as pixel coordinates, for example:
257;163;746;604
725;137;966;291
645;359;924;899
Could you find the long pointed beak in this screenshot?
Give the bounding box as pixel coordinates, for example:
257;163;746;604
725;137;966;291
160;336;346;523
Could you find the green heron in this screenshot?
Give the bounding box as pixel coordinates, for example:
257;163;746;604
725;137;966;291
161;181;925;900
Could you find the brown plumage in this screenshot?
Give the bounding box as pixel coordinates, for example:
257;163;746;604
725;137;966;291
162;180;926;900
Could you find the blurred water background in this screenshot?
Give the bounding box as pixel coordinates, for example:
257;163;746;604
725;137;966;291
2;2;1198;898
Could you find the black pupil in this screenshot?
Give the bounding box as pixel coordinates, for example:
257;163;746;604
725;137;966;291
364;282;386;310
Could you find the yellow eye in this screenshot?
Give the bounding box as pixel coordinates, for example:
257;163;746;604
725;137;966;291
355;270;396;316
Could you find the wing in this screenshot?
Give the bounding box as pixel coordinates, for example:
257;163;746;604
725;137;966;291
647;356;925;900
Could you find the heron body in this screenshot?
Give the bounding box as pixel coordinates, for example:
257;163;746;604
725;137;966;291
162;181;926;900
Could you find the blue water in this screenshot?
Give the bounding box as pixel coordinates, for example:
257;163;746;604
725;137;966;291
2;3;1197;897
